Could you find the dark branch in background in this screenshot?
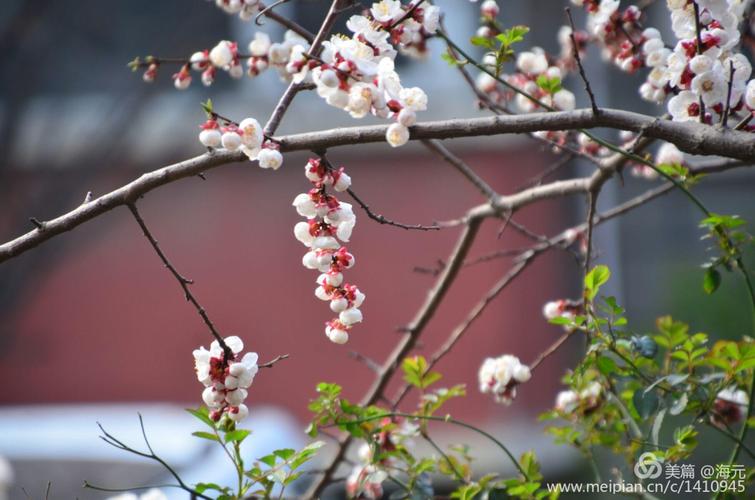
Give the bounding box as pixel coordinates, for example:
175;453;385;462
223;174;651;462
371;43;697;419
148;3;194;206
566;7;600;116
257;1;315;43
319;153;440;231
421;139;498;202
128;203;233;360
348;350;382;373
583;192;598;274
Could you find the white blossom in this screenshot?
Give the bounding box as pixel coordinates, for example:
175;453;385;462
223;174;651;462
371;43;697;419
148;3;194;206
478;354;531;405
257;148;283;170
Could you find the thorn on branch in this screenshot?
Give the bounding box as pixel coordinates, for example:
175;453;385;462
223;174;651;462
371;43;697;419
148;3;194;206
30;217;45;231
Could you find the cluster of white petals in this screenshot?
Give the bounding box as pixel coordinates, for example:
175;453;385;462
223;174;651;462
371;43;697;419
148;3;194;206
662;1;753;124
193;335;259;422
542;299;579;322
293;158;366;344
713;386;750;426
478;354;531;405
555;381;603;414
347;418;419;499
293;1;434;147
197;116;283;167
207;0;261;21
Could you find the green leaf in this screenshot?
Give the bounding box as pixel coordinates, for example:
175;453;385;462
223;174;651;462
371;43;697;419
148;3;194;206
273;448;296;461
201;98;214;119
441;52;464;67
224;429;251;443
192;431;220;442
402;355;442;389
633;389;660;419
186;407;215;428
195;482;227;494
470;36;495;49
258;454;277;467
651;408;667;447
535;75;562;95
596;356;618;375
669;393;688;415
496;25;530;47
703;267;721;294
584;265;611;300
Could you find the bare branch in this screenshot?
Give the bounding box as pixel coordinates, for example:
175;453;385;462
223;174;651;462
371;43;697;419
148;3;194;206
318;153;440;231
256;1;315;43
565;7;600;116
128;204;232;360
258;353;290;368
421;139;498;201
1;108;754;265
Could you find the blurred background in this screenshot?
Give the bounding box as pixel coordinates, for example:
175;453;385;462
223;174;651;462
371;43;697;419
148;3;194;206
0;0;753;498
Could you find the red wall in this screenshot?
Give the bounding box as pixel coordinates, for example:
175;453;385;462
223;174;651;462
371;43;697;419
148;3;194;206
0;146;582;423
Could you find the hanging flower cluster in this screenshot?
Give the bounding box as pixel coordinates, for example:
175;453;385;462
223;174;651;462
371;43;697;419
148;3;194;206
712;386;749;427
555;381;603;415
478;354;532;405
139;30;310;88
193;336;259;422
293;158;366;344
197;115;283;168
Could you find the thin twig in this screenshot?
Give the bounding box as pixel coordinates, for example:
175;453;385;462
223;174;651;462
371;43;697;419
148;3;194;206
259;353;290;368
692;2;707;123
319;154;440;231
348;350;382;373
128;203;232;360
721;61;735;128
583;191;598;274
566;8;599;116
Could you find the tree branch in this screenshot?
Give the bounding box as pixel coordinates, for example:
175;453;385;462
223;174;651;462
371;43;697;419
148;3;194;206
1;108;754;265
128;204;233;359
